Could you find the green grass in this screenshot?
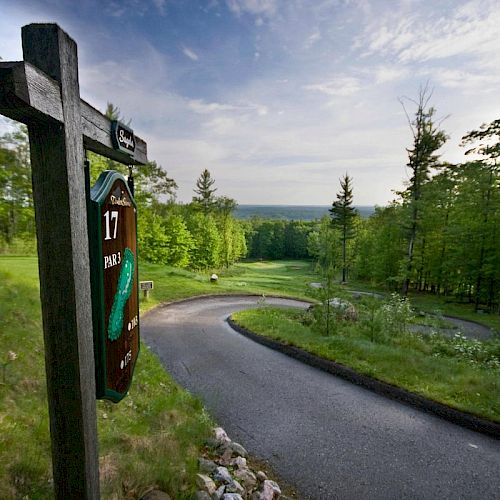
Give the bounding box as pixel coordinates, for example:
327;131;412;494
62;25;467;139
139;259;318;311
231;306;500;422
346;278;500;332
0;256;213;499
2;255;499;497
0;256;316;498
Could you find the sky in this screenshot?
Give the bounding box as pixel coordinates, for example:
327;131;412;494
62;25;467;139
1;0;499;205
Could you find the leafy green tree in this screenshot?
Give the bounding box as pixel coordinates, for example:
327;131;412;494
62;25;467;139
461;119;500;310
0;124;35;248
284;221;311;259
137;211;170;264
330;173;357;283
193;169;217;214
215;196;237;267
352;205;405;287
399;87;447;296
185;211;221;269
161;214;194;268
307;216;341;274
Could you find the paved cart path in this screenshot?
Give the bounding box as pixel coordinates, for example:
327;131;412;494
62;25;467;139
141;296;500;500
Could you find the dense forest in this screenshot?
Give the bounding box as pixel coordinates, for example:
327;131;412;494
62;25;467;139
1;96;499;311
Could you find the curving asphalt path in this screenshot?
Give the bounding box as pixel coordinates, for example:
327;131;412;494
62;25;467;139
141;296;500;500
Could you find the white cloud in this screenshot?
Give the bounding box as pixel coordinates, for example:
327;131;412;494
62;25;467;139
304;29;321;50
304;76;362;97
359;0;500;65
188;100;242;114
373;65;409;84
426;68;500;93
188;98;268;117
182;46;199;61
226;0;278;17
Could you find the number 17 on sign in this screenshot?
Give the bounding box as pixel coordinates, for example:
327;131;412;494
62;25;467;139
104;210;119;240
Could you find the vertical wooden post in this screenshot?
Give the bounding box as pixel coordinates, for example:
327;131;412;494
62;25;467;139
22;24;99;499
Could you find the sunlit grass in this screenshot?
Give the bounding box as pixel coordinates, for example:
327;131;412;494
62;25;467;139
232;306;500;422
0;257;212;499
2;255;499;497
139;258;318;312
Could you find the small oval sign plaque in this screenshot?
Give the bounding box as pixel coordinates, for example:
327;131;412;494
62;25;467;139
89;170;139;402
111;120;136;155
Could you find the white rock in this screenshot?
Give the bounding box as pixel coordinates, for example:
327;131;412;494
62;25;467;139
214;427;230;444
230;456;247;469
194;492;211;500
259;480;281;500
213;466;233;484
196;474;217;495
222;494;243;500
234;468;257;489
226;479;245;495
198;457;217;473
256;471;268;482
229;442;248;457
214;485;225;499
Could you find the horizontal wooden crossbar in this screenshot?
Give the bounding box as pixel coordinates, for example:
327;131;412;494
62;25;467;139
0;61;148;165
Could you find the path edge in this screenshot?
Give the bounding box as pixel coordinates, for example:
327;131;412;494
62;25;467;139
227;317;500;440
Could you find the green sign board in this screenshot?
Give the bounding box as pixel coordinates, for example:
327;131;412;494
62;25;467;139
89;170;140;402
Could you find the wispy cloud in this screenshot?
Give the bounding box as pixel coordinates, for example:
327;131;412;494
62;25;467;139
226;0;278;17
373;65;409;84
304;29;321;50
182;46;199;61
359;0;500;64
304;76;362;97
189;98;268;116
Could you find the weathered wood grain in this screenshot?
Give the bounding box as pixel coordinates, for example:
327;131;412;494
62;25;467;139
22;23;100;500
0;61;147;165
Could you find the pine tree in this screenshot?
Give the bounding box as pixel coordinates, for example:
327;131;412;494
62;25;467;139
193;169;217;214
399;86;447;296
330;173;356;283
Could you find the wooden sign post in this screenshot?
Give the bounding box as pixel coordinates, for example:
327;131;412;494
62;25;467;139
0;24;147;499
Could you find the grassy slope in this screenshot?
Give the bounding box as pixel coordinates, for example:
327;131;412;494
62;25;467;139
231;307;500;422
0;257;213;499
1;255;499;497
0;257;316;499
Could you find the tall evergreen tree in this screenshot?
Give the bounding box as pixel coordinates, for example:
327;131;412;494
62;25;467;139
330;173;356;283
399;86;447;296
193;169;217;214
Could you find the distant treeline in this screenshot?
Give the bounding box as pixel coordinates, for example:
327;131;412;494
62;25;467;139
235;205;375;221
